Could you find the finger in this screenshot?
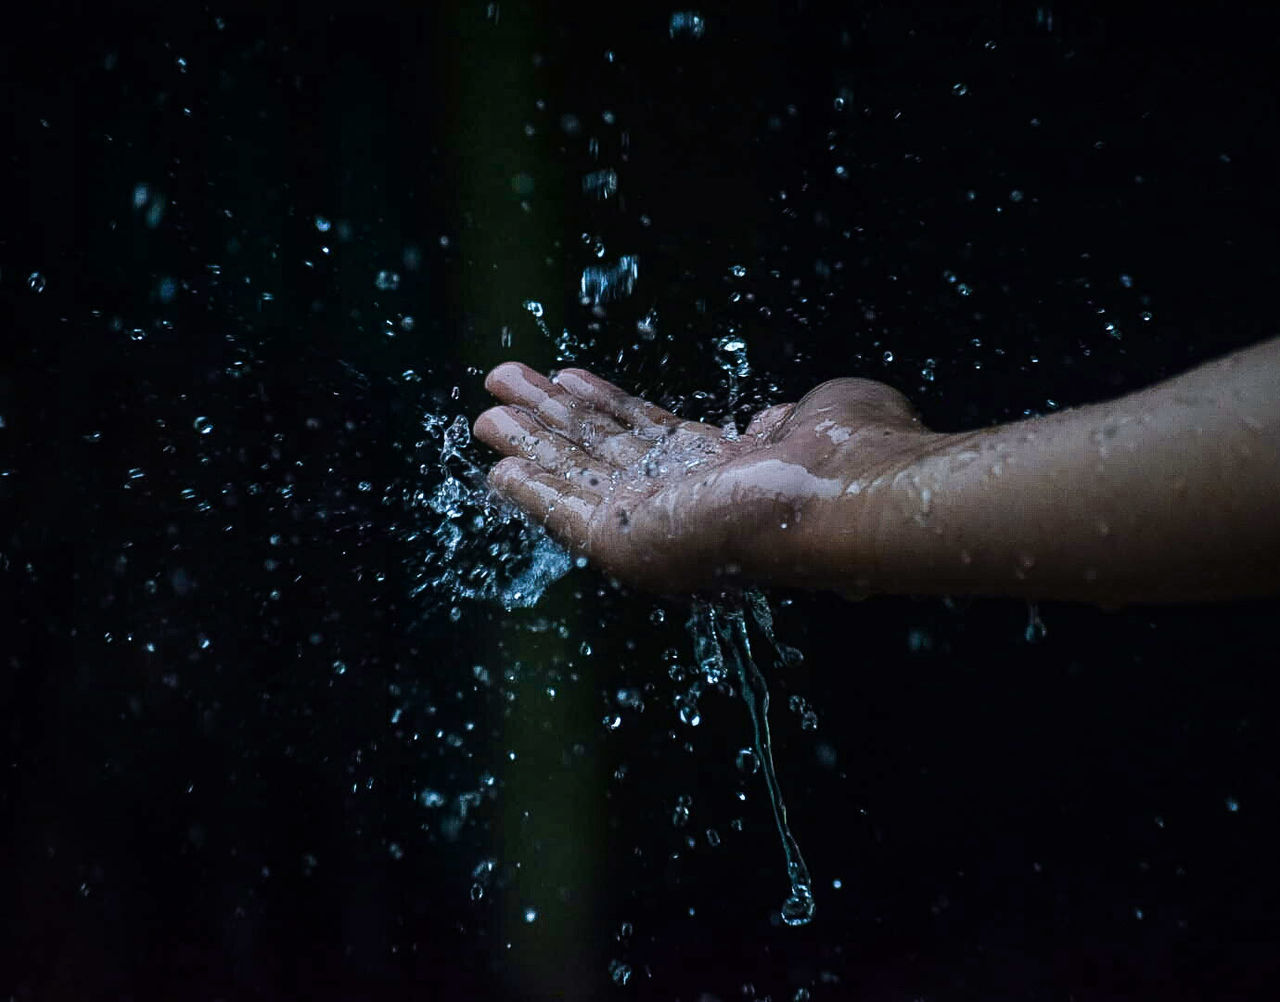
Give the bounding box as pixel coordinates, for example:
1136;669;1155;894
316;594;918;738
485;361;628;443
474;406;619;486
489;456;601;549
553;368;716;439
475;398;650;472
744;403;796;440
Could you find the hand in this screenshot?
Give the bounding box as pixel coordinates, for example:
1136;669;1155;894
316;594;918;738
474;362;946;594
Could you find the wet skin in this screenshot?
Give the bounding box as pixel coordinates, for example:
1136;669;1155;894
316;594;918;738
475;362;958;593
476;338;1280;604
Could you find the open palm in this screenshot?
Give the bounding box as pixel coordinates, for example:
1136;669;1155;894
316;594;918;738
474;361;935;593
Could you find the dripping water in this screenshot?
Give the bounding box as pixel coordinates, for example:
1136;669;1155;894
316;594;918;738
689;594;815;926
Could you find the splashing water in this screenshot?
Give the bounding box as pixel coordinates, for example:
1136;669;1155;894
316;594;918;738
688;594;816;926
403;409;571;612
580;254;639;305
714;331;751;421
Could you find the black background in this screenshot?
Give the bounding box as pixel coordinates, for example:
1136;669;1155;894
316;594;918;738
3;1;1279;999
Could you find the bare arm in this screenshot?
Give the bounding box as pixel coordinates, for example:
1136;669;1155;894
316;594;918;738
805;337;1280;604
475;338;1280;605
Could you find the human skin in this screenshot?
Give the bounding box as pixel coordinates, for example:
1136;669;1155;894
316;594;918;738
473;336;1280;605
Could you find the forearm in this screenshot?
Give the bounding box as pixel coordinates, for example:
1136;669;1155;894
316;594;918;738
822;338;1280;604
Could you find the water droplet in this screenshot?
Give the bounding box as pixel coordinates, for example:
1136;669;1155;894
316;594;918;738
522;299;544;318
374;269;400;291
608;960;632;985
730;264;747;278
1009;189;1024;203
649;607;666;625
579;255;639;305
671;794;692;827
314;215;331;233
781;885;815;926
193;416;213;435
678;698;701;727
1226;796;1240;813
668;11;705;38
582;168;618;199
388;842;404;860
736;748;760;774
27;272;46;293
523;907;538;923
952;82;969;96
1024;603;1047;643
882;350;894;363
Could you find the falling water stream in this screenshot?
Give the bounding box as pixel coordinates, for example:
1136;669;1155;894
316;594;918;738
689;595;816;926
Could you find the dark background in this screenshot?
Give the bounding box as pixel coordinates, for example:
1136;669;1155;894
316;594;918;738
3;1;1279;999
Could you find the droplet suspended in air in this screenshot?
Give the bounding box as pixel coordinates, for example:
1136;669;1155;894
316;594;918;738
582;168;618;199
671;794;692;827
579;256;639;305
668;11;705;39
27;272;46;293
1024;603;1047;643
375;270;400;291
193;416;213;435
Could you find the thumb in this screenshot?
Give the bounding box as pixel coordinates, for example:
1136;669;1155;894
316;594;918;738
793;377;928;433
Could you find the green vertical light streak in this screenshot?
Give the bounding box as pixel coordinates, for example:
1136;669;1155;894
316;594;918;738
442;5;602;997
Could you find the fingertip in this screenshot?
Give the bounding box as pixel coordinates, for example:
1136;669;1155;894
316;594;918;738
472;406;501;446
488;454;529;491
483;360;530;395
